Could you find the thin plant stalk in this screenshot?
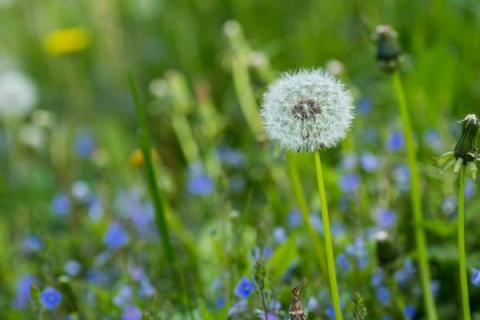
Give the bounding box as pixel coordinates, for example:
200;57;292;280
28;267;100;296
457;166;471;320
314;152;342;320
129;74;193;318
392;73;437;320
287;152;327;274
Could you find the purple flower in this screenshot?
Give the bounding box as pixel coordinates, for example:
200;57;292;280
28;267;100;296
471;268;480;287
360;153;380;172
215;296;226;309
234;277;255;299
122;305;143;320
376;208;396;229
339;174;360;193
13;275;38;309
74;130;95;159
387;130;404;151
40;287;62;310
51;193;71;216
104;223;129;250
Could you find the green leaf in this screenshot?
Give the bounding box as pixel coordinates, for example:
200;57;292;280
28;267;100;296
266;234;298;280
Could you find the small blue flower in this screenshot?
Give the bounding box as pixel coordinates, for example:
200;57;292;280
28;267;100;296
376;285;391;305
471;268;480;287
114;285;132;306
376;208;396;229
21;235;43;254
357;98;372;115
287;209;302;228
387;130;404;151
371;270;384;287
336;253;350;272
393;164;409;191
64;260;82;277
187;166;214;196
325;305;335;319
122;305;142;320
228;300;247;316
339;173;360;193
423;129;443;151
360;153;380;172
441;196;457;216
234;277;255;299
465;180;476;199
87;196;103;221
272;226;287;244
139;278;155;297
217;147;245;168
13;275;38;309
104;223;129;250
340;153;357;170
51;193;71;216
404;305;416;319
40;287;62;310
215;296;226;309
74;130;96;159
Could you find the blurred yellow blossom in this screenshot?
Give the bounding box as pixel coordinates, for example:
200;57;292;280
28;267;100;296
129;148;159;168
44;27;90;56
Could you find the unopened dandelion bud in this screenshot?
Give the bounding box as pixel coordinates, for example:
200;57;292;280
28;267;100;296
375;230;398;269
454;114;479;163
261;69;354;152
375;25;402;73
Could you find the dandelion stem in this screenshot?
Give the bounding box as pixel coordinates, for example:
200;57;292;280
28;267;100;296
457;166;471;320
287;153;327;274
392;72;438;320
314;152;342;320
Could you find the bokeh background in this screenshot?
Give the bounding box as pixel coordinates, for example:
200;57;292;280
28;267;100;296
1;0;480;319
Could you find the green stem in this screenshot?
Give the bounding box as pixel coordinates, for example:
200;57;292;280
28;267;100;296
287;153;327;274
458;166;471;320
392;73;437;320
314;152;342;320
172;114;200;166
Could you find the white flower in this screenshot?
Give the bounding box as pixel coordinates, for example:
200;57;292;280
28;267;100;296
0;70;37;120
261;69;354;152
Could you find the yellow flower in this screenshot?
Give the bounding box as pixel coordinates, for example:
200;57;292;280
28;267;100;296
44;27;90;56
129;148;159;168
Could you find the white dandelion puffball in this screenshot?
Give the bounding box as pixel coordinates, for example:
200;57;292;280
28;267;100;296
0;70;37;120
261;69;354;152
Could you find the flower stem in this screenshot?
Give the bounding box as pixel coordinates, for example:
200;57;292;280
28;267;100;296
314;152;342;320
458;166;471;320
392;72;437;320
287;153;327;274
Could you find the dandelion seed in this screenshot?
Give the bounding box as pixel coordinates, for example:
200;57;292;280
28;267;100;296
261;69;354;152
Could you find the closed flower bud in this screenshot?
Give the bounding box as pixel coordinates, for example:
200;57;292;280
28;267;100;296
375;230;398;269
454;114;479;163
375;25;402;73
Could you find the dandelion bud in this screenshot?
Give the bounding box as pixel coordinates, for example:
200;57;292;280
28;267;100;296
261;69;354;152
375;25;402;73
375;230;398;268
454;114;479;163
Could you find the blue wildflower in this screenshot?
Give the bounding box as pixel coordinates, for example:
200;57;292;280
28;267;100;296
357;98;372;115
465;180;476;199
376;208;396;229
371;269;384;287
287;209;302;228
122;305;142;320
404;305;416;319
325;305;335;319
471;268;480;287
114;285;132;306
336;253;350;272
393;164;409;191
387;131;404;151
64;260;82;277
331;223;345;236
360;153;380;172
228;300;247;316
234;277;255;299
51;193;71;216
339;173;360;193
71;180;91;202
311;213;323;233
139;278;155;297
21;235;43;254
217;147;245;168
376;285;391;305
13;275;38;309
87;196;103;221
103;223;129;250
86;269;110;286
187;165;214;196
423;129;443;151
441;196;456;216
74;130;95;159
340;153;357;170
40;287;62;310
272;226;287;244
215;296;226;309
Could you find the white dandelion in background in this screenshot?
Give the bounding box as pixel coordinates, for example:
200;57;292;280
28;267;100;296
261;69;354;152
0;70;37;120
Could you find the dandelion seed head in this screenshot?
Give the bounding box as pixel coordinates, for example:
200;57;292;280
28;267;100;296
261;69;354;152
0;70;37;119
